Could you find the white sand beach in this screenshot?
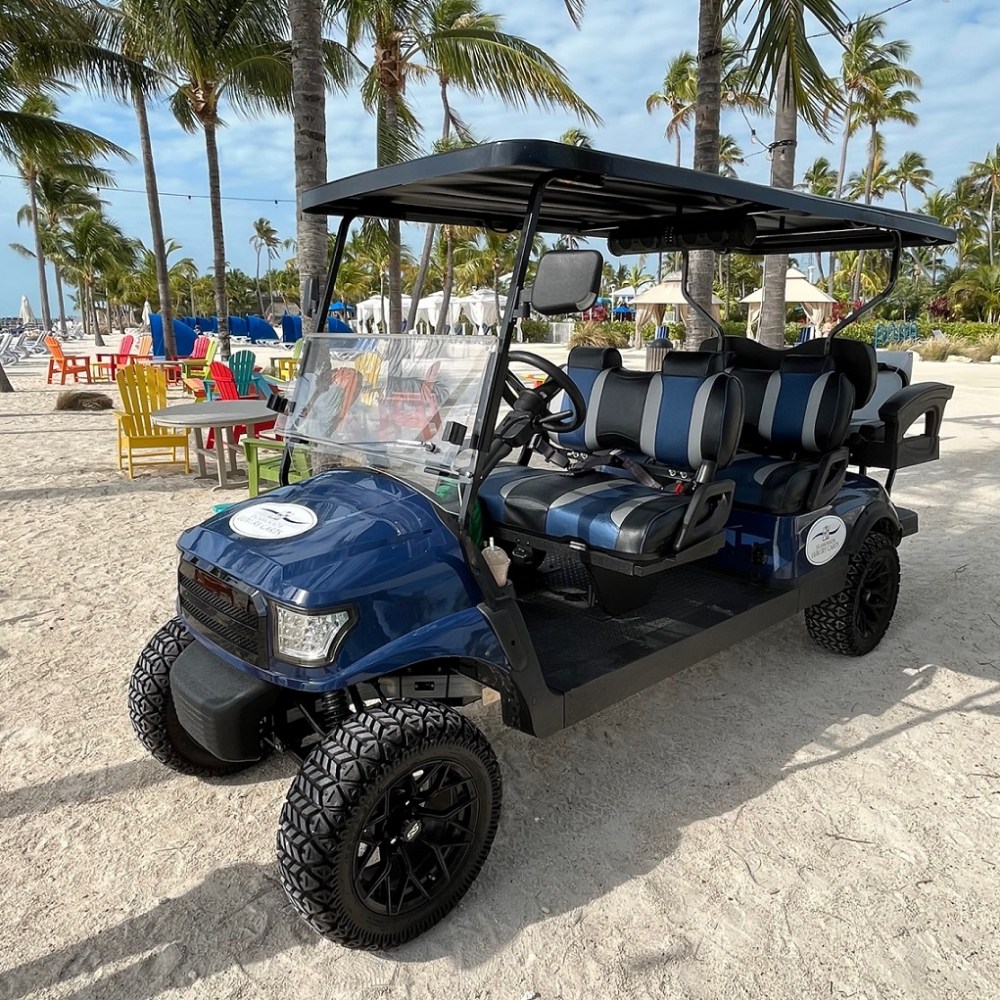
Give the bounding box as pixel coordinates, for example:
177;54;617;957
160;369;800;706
2;342;999;999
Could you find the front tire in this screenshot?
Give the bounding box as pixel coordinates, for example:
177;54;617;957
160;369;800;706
805;532;901;656
128;617;257;777
277;699;502;949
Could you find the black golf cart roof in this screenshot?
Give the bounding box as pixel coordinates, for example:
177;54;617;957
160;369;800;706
302;140;954;255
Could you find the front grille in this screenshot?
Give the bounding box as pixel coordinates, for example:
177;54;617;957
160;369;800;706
178;561;264;665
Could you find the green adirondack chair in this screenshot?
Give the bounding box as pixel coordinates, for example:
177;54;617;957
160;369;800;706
205;350;256;400
243;438;311;496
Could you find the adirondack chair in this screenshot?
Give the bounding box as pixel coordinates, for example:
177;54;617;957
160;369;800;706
134;333;153;359
115;365;190;479
205;350;256;400
203;361;275;449
243;367;361;496
180;338;218;381
176;334;210;361
273;339;303;381
45;335;91;384
91;334;135;381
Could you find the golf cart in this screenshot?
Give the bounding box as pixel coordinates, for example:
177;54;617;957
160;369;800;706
129;141;955;949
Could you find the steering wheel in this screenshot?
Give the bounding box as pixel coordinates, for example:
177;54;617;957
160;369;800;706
503;350;586;434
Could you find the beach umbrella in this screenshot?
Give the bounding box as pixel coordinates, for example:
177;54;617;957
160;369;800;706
613;304;635;315
141;300;152;329
19;295;35;324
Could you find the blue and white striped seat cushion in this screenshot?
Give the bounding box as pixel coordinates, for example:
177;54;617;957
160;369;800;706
479;465;690;557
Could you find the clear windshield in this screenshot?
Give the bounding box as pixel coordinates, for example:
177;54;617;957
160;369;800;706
280;333;498;508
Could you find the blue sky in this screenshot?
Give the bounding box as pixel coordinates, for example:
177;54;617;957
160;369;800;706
1;0;995;318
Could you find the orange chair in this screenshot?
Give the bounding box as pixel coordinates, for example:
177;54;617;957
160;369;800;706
45;336;91;385
91;334;134;381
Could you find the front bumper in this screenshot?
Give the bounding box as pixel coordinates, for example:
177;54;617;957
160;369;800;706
171;640;279;762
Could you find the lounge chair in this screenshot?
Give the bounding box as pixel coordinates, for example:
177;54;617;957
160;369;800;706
114;365;189;479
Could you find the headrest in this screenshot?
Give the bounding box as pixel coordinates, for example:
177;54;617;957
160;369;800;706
778;354;835;377
661;351;733;378
789;338;877;406
700;335;776;368
567;346;622;370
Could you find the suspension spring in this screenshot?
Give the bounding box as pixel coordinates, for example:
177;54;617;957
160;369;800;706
316;690;350;732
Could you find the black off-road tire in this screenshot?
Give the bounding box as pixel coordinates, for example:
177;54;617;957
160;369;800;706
805;532;901;656
277;699;502;950
129;617;256;777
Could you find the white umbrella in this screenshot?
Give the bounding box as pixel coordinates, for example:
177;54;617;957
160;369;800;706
141;299;152;329
19;295;35;325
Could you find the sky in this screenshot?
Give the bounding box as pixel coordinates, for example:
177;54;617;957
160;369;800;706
1;0;995;319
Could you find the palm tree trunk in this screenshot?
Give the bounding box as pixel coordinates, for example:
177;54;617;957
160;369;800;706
438;230;455;334
255;248;265;315
28;182;53;333
851;123;878;302
829;102;853;297
686;0;723;348
134;87;176;357
384;91;403;335
759;58;796;349
54;264;68;336
203;117;230;358
988;186;996;267
289;0;329;333
675;131;682;167
90;284;104;347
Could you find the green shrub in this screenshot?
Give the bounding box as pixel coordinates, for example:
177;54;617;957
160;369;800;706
520;318;550;344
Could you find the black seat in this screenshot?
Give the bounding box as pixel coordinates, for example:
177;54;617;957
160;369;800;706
480;351;744;558
725;355;855;513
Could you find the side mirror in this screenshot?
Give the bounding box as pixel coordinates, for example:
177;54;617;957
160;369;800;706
530;250;603;315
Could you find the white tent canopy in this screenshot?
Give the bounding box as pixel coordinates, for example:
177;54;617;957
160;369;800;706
610;284;652;303
633;273;722;327
741;267;835;336
414;291;462;331
355;295;413;328
454;289;506;329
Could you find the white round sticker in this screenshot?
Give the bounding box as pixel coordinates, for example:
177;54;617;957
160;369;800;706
229;503;317;540
805;515;846;565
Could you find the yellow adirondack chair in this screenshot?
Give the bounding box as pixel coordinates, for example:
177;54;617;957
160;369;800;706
115;365;190;479
180;337;219;381
273;339;303;382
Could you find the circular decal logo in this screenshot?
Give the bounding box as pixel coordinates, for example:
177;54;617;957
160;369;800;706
805;515;846;566
229;503;318;540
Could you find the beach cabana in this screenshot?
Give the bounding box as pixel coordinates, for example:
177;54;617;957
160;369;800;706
740;267;835;337
633;273;722;328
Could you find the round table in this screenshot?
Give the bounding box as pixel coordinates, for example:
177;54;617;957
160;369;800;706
151;400;276;489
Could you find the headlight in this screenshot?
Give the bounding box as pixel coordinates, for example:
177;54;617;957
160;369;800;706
275;606;352;663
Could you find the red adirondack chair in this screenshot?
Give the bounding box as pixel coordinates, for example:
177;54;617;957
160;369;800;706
204;361;275;448
92;334;135;381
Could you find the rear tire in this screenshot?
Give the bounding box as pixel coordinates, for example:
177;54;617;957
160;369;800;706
805;532;900;656
277;699;501;949
129;617;257;777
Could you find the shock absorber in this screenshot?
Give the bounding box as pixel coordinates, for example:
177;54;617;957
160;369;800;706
316;690;349;732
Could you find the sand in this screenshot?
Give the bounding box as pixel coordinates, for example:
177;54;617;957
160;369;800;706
1;340;999;1000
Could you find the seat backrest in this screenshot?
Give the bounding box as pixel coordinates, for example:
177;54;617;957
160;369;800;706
554;347;623;451
853;364;906;423
203;339;219;365
190;335;210;359
116;364;167;435
229;350;256;394
46;336;65;361
208;360;240;400
756;355;855;456
135;334;152;356
561;350;744;472
116;334;135;363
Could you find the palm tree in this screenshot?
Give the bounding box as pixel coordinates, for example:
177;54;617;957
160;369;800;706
1;94;128;335
145;0;296;357
950;265;1000;323
685;0;845;346
894;150;932;212
560;126;593;148
646;51;696;166
336;0;600;338
799;156;838;198
828;14;919;294
970;145;1000;266
18;172;107;335
250;218;283;315
718;134;743;178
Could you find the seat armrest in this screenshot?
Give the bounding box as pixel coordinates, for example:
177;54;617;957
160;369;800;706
674;478;734;553
879;381;953;439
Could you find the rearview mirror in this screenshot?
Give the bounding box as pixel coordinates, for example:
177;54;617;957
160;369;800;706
530;250;603;315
